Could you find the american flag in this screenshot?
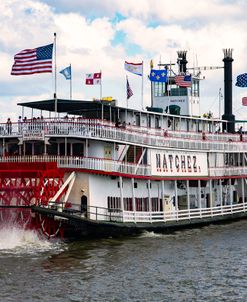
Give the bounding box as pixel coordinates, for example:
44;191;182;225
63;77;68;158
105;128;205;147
85;72;101;85
127;77;133;99
175;75;192;87
242;97;247;106
11;44;53;75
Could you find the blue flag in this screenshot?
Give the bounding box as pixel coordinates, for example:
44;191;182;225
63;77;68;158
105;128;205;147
236;73;247;87
150;69;168;82
60;65;71;80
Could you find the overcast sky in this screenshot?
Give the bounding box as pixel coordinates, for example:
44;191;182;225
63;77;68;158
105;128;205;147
1;0;247;121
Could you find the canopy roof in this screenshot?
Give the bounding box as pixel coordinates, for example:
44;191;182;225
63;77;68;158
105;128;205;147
17;98;117;115
17;99;119;118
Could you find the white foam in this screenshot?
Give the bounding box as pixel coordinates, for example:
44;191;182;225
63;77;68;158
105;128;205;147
140;231;166;238
0;226;63;254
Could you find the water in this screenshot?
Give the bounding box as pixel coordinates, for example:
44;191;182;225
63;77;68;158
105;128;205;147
0;221;247;302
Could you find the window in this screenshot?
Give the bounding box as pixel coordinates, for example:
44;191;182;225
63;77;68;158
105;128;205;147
151;198;163;211
154;82;166;97
135;197;149;211
192;79;199;97
123;198;133;211
107;196;121;212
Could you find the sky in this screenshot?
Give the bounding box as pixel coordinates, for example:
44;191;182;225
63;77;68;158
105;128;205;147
1;0;247;121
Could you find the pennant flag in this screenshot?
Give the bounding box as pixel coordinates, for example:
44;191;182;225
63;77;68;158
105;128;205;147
124;61;143;76
150;69;168;82
127;78;133;99
11;43;53;75
236;73;247;87
85;72;101;85
242;97;247;106
175;75;192;87
60;65;71;80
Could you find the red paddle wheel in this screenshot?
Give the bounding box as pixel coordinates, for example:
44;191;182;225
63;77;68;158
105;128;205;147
0;161;66;237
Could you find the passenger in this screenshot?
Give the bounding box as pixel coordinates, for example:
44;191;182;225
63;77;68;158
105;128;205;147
6;118;12;134
115;119;121;128
18;116;22;133
238;126;243;141
80;190;88;218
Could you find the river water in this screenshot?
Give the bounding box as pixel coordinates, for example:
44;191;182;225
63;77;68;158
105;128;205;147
0;220;246;302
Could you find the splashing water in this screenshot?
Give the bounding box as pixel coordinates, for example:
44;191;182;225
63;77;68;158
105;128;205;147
0;226;63;254
140;231;167;238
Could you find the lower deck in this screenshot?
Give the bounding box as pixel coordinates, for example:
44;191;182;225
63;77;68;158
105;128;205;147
31;202;247;238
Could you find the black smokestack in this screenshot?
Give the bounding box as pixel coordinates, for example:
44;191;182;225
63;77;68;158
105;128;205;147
222;49;235;133
177;51;187;73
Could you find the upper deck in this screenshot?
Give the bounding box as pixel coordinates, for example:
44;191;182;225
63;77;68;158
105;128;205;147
0;98;245;179
0;116;246;153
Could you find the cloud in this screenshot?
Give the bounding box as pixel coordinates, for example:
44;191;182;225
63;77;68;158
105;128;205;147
1;0;247;121
42;0;247;24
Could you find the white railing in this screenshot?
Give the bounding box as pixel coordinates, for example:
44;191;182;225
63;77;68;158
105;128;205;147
122;202;246;223
1;155;247;177
209;166;247;177
43;200;246;224
0;119;246;152
0;155;151;176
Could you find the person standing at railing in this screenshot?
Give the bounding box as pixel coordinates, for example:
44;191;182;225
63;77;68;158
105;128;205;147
238;126;243;141
18;116;22;133
6;118;12;135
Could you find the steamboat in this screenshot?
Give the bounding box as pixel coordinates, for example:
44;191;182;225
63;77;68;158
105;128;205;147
0;49;247;239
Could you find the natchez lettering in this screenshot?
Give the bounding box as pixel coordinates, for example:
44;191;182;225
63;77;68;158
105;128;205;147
155;153;201;173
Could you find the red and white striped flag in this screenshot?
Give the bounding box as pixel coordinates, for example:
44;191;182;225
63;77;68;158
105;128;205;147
242;97;247;106
85;72;101;85
11;44;53;75
175;74;192;87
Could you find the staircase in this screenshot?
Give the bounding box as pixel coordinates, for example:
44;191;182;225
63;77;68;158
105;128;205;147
125;146;143;163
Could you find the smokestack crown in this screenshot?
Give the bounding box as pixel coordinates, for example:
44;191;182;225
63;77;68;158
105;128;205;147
177;50;188;73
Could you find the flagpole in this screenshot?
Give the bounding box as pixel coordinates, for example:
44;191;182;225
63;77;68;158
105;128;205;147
126;75;129;108
100;70;102;100
54;32;57;116
167;62;171;108
141;61;144;110
70;63;72;100
150;60;154;107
